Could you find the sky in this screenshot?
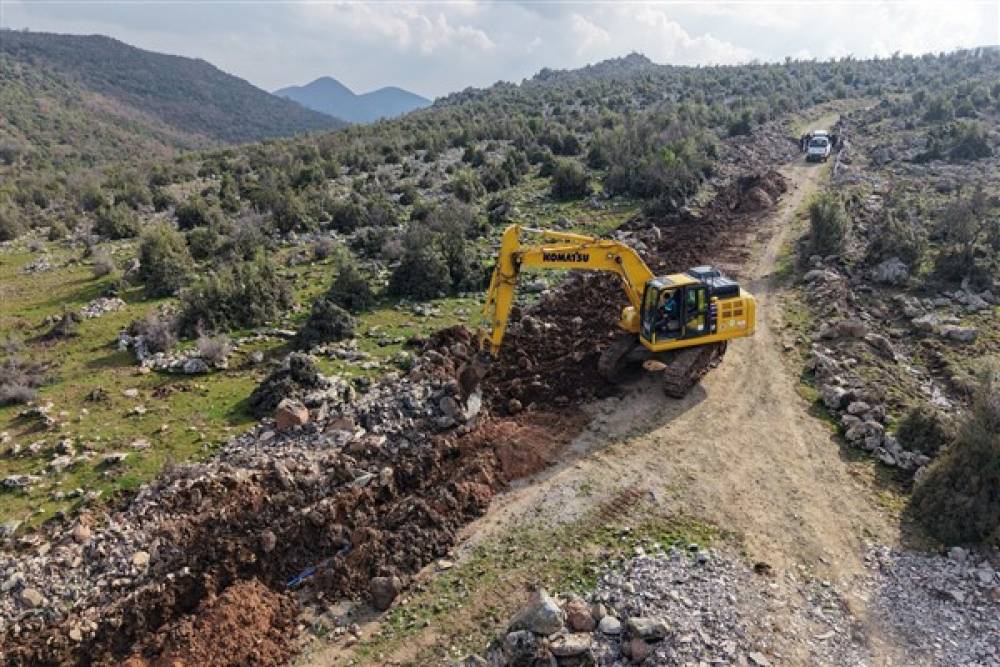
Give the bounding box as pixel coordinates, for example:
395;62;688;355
2;1;999;99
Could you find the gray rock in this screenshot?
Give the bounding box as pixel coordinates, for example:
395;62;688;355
864;333;897;360
940;325;978;343
370;575;401;611
183;357;210;374
626;616;669;640
873;257;909;285
820;385;850;410
549;632;592;657
598;615;622;635
19;587;45;608
508;589;565;635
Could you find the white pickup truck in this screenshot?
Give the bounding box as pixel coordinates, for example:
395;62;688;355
805;130;832;162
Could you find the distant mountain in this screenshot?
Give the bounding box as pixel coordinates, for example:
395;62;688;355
275;76;431;123
0;30;344;167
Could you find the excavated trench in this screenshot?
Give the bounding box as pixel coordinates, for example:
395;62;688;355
1;171;787;667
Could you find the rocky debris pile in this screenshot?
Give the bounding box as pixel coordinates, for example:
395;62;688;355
808;345;928;471
864;545;1000;666
247;352;355;419
719;120;800;176
0;329;587;665
465;546;869;666
117;332;234;374
79;297;126;319
21;256;53;274
719;171;789;213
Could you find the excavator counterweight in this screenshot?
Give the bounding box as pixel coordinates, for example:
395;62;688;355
479;224;756;397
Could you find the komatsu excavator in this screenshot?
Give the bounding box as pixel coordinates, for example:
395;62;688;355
479;224;757;397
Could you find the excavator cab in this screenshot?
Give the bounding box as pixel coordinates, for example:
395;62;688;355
639;278;710;345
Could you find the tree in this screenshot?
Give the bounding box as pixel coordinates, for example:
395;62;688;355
327;261;375;312
295;298;356;349
138;223;195;297
910;369;1000;545
95;203;141;239
550;159;591;200
177;256;293;336
807;193;847;256
388;228;451;300
175;195;220;230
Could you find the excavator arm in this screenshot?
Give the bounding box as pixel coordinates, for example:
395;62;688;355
479;224;655;356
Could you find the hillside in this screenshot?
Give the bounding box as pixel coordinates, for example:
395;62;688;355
2;45;1000;667
0;30;344;167
275;76;430;123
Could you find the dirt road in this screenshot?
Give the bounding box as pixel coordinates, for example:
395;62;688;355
307;152;903;666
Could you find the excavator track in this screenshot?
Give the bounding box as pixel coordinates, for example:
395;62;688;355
661;342;728;398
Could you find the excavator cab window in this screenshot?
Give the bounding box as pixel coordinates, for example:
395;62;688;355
641;282;711;343
683;286;709;337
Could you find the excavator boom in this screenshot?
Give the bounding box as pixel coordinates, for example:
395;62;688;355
479;225;654;356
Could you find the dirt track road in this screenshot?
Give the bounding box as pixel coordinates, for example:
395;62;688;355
309;143;903;667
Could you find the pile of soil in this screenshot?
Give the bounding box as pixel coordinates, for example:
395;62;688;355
122;580;297;667
2;410;586;667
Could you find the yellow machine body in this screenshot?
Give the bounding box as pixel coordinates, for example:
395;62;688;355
480;224;756;357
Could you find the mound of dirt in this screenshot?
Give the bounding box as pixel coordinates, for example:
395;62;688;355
122;580;297;667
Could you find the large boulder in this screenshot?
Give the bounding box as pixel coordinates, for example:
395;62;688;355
873;257;909;285
275;398;309;430
508;589;565;636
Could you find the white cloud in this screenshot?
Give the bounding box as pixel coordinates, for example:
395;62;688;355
1;1;997;98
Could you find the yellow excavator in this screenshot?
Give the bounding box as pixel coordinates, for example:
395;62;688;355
479;224;757;397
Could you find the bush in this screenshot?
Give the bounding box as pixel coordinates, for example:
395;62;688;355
0;203;22;242
175;195;220;230
947;121;994;161
389;229;451;300
550;159;590;200
131;311;177;353
196;334;232;364
867;210;926;267
295;298;356;349
327;261;375;312
727;110;753;137
94;204;140;239
48;308;81;339
0;354;45;406
807;193;847;256
448;169;485;203
910;369;1000;545
91;250;117;278
177;256;293;336
896;405;951;456
47;221;68;241
138;223;195;297
313;237;336;260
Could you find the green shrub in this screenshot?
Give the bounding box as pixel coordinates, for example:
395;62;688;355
175;195;220;230
138;223;195;297
910;369;1000;545
177;256;293;336
95;204;140;239
867;210;927;267
807;193;847;256
327;261;375;312
295;298;356;349
947;121;994;161
388;230;451;300
727;110;753;137
896;405;951;456
550;159;590;200
0;204;23;241
448;169;485;203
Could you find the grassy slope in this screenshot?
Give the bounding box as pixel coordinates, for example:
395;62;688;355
0;175;638;526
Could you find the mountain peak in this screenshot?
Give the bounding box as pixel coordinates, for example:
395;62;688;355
275;76;430;124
